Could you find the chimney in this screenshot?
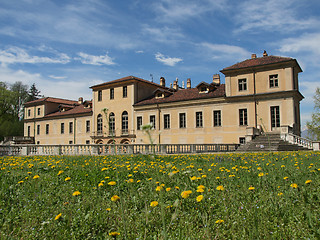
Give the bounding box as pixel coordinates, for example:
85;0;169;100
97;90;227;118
182;81;185;89
213;74;220;85
263;50;268;57
160;77;166;87
78;97;83;104
173;79;178;90
251;53;257;59
170;83;172;88
187;78;191;89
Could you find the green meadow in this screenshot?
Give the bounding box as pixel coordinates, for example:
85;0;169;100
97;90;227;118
1;151;319;239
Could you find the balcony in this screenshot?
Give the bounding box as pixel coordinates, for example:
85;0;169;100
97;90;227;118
91;129;136;139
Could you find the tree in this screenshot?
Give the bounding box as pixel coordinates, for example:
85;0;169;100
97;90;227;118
306;87;320;141
10;81;29;119
26;83;42;102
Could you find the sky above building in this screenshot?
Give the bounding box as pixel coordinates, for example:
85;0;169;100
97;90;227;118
0;0;319;127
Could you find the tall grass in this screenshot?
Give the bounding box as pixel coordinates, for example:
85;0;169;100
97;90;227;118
0;152;319;239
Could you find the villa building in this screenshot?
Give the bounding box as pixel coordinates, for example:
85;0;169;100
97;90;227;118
24;51;304;145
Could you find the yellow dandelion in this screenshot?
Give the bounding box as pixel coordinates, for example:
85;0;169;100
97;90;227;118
278;192;283;196
108;181;116;186
248;186;255;191
197;188;204;193
196;195;204;202
127;179;134;183
215;219;224;224
181;190;192;199
156;186;162;191
216;185;225;191
283;176;288;180
33;175;40;179
101;168;108;171
258;172;264;177
72;191;81;196
190;176;197;181
290;183;298;189
98;182;104;187
65;177;71;181
106;208;111;211
166;187;171;192
57;170;64;176
305;180;312;184
111;195;120;202
18;181;24;184
150;201;159;207
109;232;120;237
54;213;62;221
175;186;180;190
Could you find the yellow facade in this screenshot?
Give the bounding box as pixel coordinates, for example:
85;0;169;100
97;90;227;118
24;53;304;145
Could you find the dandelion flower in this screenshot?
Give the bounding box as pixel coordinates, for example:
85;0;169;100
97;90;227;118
258;172;264;177
215;219;224;224
197;188;204;193
72;191;81;196
150;201;159;207
18;181;24;184
181;190;192;199
98;182;104;187
278;192;283;196
190;176;197;181
156;186;162;191
283;176;288;180
111;195;120;202
108;181;116;186
57;170;64;176
65;177;71;181
216;185;225;191
109;232;120;236
54;213;62;221
248;186;255;191
290;183;298;189
166;187;171;192
196;195;204;202
33;175;40;179
106;208;111;211
305;180;312;184
101;168;108;171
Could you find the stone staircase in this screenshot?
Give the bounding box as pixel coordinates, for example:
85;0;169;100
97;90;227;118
237;133;309;152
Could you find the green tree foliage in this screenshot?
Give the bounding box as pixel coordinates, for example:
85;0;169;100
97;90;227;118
0;82;42;141
306;87;320;140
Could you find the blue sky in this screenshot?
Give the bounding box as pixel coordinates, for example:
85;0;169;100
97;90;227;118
0;0;319;127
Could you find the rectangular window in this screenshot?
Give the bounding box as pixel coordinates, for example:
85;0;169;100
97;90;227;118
98;90;102;101
271;106;280;128
213;110;221;127
179;113;186;128
69;122;73;134
123;86;127;98
37;108;41;115
27;126;30;137
37;125;40;135
46;124;49;135
196;112;203;128
61;123;64;134
239;137;246;144
86;140;90;144
239;109;248;126
164;114;170;129
150;115;156;129
238;78;247;91
110;88;114;99
269;74;279;88
28;109;31;117
86;120;90;133
69;141;73;144
137;116;142;130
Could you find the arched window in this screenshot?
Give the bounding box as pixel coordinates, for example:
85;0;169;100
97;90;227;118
97;114;103;135
122;111;128;135
109;112;115;136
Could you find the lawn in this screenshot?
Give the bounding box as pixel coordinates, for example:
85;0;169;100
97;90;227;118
0;151;319;239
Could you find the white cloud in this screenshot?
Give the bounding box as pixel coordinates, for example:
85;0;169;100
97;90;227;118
234;0;319;33
200;43;250;60
142;25;185;43
279;33;320;55
155;53;183;66
0;47;70;65
49;75;67;80
76;52;115;66
153;0;226;22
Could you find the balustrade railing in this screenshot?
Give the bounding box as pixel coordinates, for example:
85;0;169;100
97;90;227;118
0;143;240;156
281;133;314;150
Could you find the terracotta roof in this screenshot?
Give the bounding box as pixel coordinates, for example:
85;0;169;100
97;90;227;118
24;97;78;106
90;76;169;90
134;84;226;106
45;104;92;118
221;55;295;72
